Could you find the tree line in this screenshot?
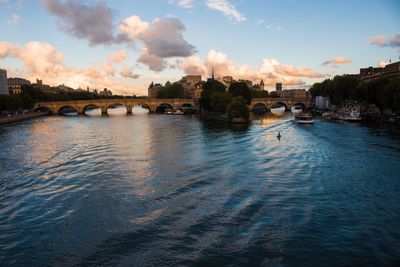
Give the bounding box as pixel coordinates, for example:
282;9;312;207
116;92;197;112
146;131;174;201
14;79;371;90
309;75;400;111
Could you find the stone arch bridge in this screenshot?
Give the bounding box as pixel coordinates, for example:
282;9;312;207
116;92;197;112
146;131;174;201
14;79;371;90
33;97;311;114
33;99;197;114
250;98;311;111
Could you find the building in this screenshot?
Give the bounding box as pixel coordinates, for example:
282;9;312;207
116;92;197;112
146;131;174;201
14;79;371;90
0;69;8;95
278;89;308;99
99;88;113;96
181;75;202;98
193;83;203;99
315;96;331;109
359;60;400;82
252;79;265;91
276;83;283;91
7;77;31;94
148;82;163;98
216;76;233;89
32;79;53;93
238;79;253;89
54;84;75;93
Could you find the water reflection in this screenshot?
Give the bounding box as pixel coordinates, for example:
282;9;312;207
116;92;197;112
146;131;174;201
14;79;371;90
0;114;399;266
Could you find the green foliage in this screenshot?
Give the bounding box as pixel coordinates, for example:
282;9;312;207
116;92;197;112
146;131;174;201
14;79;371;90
309;75;400;110
209;91;231;113
251;89;269;98
269;91;280;98
228;96;249;120
228;82;252;104
156;83;183;98
202;79;226;92
200;80;226;110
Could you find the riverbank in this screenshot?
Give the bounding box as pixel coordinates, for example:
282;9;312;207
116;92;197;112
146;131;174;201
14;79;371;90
0;112;48;126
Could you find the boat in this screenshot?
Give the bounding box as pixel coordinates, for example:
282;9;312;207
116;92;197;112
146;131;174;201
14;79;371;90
337;107;362;121
295;113;314;124
165;109;173;115
271;106;285;116
172;109;184;115
291;106;303;114
322;111;337;121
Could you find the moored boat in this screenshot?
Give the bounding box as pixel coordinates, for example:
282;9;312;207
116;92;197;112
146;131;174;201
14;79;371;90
322;111;337;121
165;109;173;115
295;113;314;124
172;109;184;115
337;107;362;121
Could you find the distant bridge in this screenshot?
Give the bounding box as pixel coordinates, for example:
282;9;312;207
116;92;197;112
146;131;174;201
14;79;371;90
33;97;311;114
33;98;196;114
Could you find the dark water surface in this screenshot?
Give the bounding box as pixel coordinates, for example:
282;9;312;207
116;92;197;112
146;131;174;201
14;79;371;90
1;114;400;266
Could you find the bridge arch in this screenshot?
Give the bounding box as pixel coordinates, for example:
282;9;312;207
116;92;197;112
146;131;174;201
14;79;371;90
131;104;151;114
292;102;307;111
155;103;173;114
58;105;78;115
83;104;102;116
107;103;127;115
252;103;269;113
271;101;288;111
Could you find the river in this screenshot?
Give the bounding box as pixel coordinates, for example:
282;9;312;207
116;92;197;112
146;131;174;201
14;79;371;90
1;113;399;266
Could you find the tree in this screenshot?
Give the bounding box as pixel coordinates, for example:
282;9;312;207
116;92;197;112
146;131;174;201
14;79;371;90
269;91;280;98
200;80;226;110
228;96;249;121
251;89;269;98
209;91;231;113
202;79;226;92
156;83;183;98
228;81;252;104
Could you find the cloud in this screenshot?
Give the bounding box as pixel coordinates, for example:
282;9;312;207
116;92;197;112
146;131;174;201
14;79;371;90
181;49;323;87
119;15;149;41
119;17;196;71
141;18;195;58
107;49;128;63
371;34;400;48
42;0;118;46
169;0;246;22
254;19;264;26
120;67;140;79
43;0;196;72
181;55;208;75
101;63;115;76
8;14;20;26
0;41;141;95
137;48;167;72
378;60;388;68
321;57;351;67
204;0;245;22
169;0;195;8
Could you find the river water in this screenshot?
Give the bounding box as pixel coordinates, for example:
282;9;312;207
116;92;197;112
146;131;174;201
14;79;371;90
0;114;399;266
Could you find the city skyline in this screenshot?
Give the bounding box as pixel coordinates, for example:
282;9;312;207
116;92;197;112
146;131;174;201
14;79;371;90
0;0;399;95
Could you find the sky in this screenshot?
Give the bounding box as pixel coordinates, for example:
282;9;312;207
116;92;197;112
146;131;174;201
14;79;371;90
0;0;399;96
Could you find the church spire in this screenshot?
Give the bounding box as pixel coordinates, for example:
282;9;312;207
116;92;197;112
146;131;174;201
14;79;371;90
211;66;215;80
